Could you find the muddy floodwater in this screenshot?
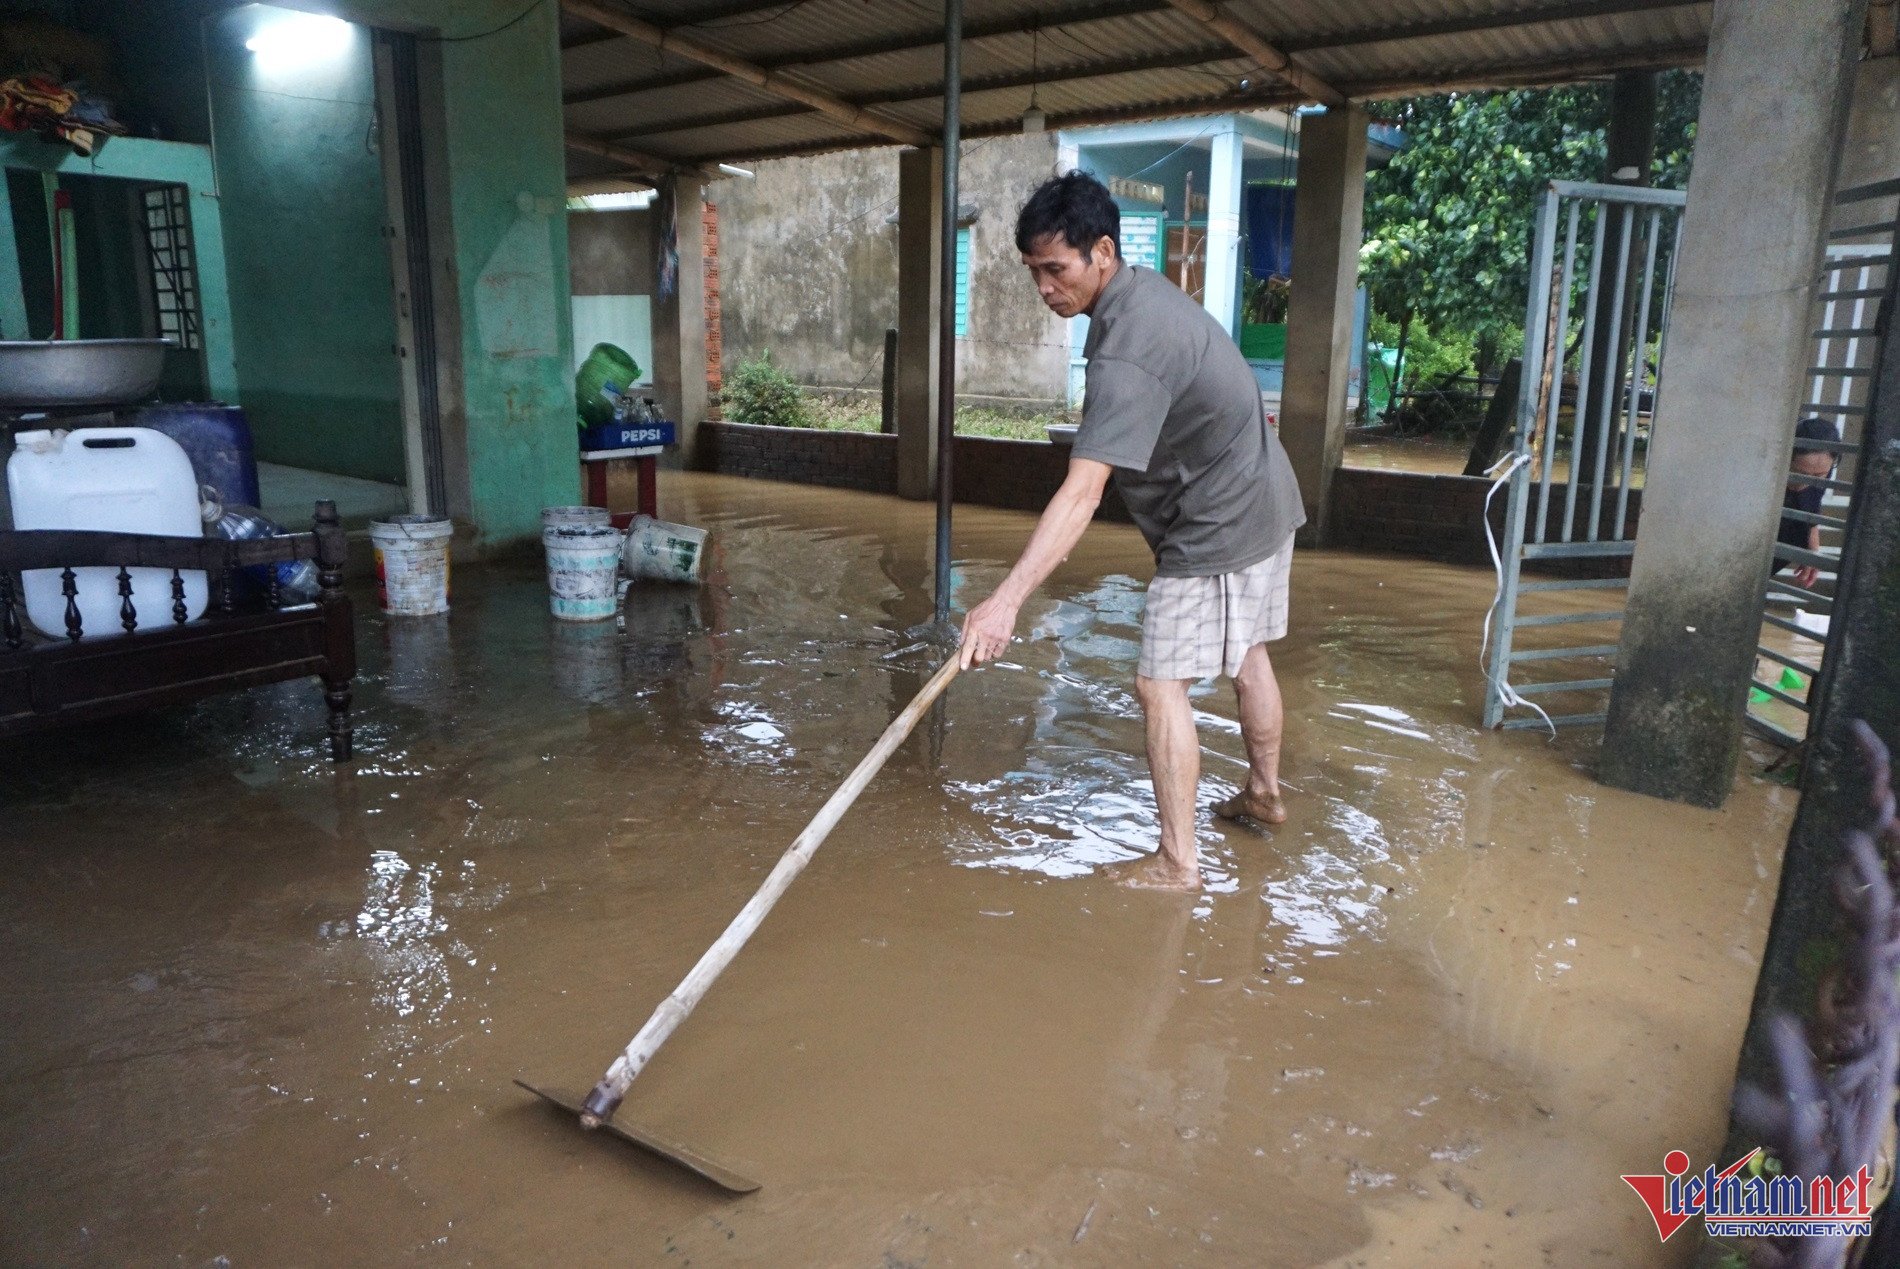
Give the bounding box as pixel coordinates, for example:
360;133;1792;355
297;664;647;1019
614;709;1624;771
1;473;1794;1266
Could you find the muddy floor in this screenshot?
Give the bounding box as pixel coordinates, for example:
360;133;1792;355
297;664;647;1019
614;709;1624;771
0;473;1794;1266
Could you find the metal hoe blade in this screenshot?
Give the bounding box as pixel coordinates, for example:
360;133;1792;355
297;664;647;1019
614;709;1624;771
514;1080;761;1194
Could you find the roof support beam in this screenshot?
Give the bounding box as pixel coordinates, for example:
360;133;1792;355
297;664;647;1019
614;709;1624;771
560;0;934;147
562;131;723;182
1279;0;1707;54
1341;40;1704;101
675;39;1704;167
1159;0;1344;106
564;0;1702;111
608;44;1241;144
563;0;1169;107
561;0;815;46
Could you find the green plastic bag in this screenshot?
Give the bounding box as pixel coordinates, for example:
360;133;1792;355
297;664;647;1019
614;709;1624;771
576;343;642;430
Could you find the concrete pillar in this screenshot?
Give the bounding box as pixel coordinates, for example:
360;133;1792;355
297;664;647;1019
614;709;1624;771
896;146;944;501
652;174;709;467
1203;123;1244;335
1598;0;1863;807
1278;103;1368;547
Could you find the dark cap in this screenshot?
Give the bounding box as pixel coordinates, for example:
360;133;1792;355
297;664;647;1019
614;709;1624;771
1793;416;1839;454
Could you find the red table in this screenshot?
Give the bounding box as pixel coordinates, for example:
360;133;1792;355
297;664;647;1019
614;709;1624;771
580;444;663;529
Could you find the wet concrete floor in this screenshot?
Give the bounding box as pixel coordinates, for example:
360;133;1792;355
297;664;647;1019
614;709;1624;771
1;473;1794;1265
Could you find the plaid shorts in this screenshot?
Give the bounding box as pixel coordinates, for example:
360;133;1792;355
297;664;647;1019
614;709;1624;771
1138;534;1294;680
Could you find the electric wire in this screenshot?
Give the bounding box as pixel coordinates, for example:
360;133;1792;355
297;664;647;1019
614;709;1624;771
680;0;820;29
422;0;548;44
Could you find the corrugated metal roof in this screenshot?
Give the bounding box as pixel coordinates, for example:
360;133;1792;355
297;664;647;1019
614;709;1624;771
560;0;1710;175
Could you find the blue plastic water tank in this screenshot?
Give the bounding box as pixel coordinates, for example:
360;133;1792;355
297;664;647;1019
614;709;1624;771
134;403;260;510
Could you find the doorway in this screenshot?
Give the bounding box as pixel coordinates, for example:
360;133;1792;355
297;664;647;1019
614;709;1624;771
204;3;445;527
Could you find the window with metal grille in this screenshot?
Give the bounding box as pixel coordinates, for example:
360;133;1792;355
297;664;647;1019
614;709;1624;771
142;186;201;350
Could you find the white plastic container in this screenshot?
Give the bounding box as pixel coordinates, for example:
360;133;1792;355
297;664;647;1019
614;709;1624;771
369;515;452;616
542;505;611;530
622;514;708;584
6;427;207;639
544;523;622;621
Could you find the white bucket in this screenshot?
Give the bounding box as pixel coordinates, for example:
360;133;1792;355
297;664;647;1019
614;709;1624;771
542;505;611;530
622;514;708;584
544;523;623;621
370;515;453;616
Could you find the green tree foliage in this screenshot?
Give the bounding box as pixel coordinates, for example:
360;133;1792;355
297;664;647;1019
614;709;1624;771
1360;71;1701;401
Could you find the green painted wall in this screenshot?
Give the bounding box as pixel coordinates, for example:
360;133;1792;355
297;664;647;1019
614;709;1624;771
428;2;579;545
285;0;580;545
203;6;407;484
30;0;578;546
2;132;242;405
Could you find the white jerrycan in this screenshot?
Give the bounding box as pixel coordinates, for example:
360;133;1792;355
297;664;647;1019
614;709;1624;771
6;427;209;639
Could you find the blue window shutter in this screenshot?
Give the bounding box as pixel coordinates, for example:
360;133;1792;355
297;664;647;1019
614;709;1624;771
1118;213;1162;272
955;226;971;338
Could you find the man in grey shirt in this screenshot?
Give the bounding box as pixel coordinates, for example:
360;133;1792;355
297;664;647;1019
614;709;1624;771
960;172;1305;891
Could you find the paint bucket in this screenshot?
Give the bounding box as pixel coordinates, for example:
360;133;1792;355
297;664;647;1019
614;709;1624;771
542;505;611;530
544;522;623;621
369;514;453;616
622;514;707;584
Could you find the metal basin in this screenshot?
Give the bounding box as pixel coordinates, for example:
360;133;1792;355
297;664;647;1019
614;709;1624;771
0;339;175;409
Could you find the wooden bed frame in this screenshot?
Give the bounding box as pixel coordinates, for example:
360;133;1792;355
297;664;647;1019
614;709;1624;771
0;500;357;759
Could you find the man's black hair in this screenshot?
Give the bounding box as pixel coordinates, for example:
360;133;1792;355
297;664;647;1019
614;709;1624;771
1794;416;1840;454
1015;171;1121;258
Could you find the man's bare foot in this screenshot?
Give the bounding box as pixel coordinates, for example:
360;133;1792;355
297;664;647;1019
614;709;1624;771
1102;856;1200;891
1212;786;1287;827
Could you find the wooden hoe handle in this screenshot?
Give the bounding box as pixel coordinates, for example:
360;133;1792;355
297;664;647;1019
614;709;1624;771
581;657;962;1126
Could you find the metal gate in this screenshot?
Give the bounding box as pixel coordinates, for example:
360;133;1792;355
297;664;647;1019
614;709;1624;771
1745;176;1898;745
1484;180;1688;731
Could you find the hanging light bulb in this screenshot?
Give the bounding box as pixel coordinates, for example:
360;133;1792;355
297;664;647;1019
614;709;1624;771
1021;26;1045;133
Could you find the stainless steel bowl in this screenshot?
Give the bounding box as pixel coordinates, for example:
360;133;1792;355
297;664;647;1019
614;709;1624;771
0;339;175;409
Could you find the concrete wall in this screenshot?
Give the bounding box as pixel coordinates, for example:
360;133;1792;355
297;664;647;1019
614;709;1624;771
699;421;1646;572
709;134;1070;408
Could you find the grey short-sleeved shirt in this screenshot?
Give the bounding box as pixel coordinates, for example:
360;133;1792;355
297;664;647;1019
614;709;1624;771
1072;265;1305;578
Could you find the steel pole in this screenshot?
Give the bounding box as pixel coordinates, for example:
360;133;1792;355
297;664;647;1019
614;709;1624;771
932;0;961;628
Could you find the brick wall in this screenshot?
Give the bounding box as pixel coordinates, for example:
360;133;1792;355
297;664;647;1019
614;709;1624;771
698;422;897;494
697;423;1635;569
948;436;1133;521
1328;467;1645;574
698;423;1134;521
1328;469;1500;564
703;202;723;419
